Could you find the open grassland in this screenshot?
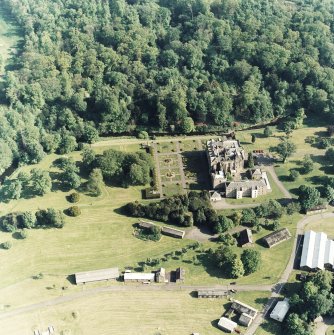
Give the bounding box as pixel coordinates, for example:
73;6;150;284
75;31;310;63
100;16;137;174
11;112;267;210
274;125;329;197
0;136;301;313
304;215;334;238
0;290;270;335
327;326;334;334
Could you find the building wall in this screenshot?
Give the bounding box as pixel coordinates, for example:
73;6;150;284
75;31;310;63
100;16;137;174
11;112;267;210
226;185;267;199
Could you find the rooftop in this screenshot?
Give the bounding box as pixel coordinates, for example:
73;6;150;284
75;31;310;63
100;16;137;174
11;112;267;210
263;228;291;248
231;300;258;319
123;272;155;281
75;267;119;284
300;230;334;270
270;298;290;322
217;317;237;332
207;139;245;163
161;226;185;238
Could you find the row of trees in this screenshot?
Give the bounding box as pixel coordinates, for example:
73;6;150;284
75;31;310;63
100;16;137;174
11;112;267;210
0;208;65;232
125;191;211;227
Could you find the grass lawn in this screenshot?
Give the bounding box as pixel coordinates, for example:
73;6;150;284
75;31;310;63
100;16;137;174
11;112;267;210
162;182;184;196
0;290;270;335
327;326;334;334
0;140;301;313
304;215;334;238
273;125;329;197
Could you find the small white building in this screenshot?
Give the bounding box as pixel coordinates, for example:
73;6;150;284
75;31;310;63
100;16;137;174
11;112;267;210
217;317;237;333
270;298;290;322
123;272;155;282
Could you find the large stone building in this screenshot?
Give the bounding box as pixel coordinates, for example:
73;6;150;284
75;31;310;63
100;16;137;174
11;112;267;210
207;138;246;189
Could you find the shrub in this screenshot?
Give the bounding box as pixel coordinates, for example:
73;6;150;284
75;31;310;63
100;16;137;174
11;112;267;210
66;206;81;217
137;131;149;139
1;241;12;249
68;192;80;203
289;169;300;181
18;230;28;239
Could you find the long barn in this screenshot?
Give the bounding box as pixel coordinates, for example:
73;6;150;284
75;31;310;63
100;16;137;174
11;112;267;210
75;267;119;285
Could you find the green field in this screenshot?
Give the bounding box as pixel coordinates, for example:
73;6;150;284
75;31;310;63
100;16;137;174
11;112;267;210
0;123;322;334
0;290;270;335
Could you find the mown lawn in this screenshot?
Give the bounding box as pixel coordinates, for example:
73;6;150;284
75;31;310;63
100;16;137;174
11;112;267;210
304;216;334;238
0;290;270;335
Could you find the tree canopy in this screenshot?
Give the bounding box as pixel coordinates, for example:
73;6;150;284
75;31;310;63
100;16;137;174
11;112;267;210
0;0;333;165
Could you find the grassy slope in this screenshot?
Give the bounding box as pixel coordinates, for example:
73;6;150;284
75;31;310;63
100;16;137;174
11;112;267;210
0;290;270;335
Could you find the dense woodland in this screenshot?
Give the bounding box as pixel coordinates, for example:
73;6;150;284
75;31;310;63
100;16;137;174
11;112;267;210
0;0;333;169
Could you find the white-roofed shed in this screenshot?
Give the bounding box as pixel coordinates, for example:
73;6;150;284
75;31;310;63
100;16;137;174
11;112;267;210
270;298;290;322
124;272;155;282
217;317;237;333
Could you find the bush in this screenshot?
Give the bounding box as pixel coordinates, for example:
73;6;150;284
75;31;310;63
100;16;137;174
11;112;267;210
286;202;301;215
137;130;149;139
18;230;28;239
289;169;300;181
66;206;81;217
1;241;12;249
68;192;80;203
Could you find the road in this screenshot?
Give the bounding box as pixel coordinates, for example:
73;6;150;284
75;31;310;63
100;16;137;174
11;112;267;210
266;165;292;200
0;283;273;321
315;316;334;335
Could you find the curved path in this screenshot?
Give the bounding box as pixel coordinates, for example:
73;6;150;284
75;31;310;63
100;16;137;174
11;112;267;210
266;166;292;200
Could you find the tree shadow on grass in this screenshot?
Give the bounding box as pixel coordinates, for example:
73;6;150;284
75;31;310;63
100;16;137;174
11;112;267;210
255;297;269;305
259;321;282;335
196;253;229;280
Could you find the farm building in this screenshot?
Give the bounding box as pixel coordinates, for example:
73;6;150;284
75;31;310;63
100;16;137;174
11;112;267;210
124;272;155;282
224;168;271;199
209;190;222;202
217;317;237;333
197;289;228;298
75;267;119;285
231;300;258;326
300;230;334;270
175;267;185;282
138;220;157;230
270;298;290;322
237;228;253;247
263;228;291;248
155;267;166;283
161;226;185;239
